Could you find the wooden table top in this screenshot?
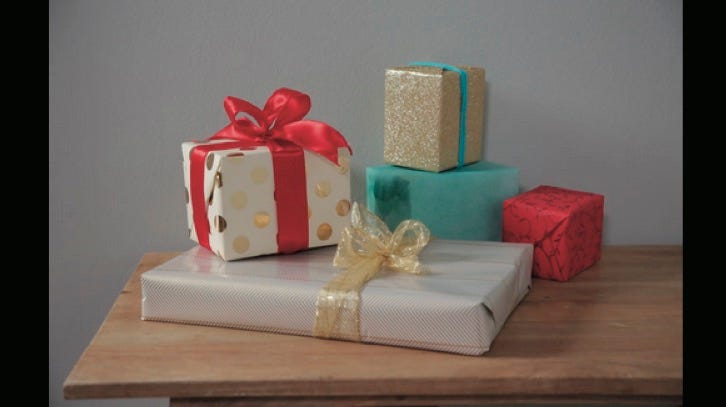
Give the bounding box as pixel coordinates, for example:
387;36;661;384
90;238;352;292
63;246;682;405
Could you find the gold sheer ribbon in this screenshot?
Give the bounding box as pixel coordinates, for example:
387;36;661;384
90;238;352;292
313;202;430;341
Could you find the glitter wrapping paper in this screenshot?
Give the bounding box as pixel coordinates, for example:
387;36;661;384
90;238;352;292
384;65;485;172
141;240;533;356
182;141;351;260
366;161;519;241
502;185;605;282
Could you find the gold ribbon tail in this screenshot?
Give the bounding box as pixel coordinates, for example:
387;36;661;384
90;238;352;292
313;256;383;341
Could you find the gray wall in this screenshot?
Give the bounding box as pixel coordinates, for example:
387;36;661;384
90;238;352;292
49;1;683;406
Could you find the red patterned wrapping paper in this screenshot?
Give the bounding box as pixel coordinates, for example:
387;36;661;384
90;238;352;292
502;185;604;282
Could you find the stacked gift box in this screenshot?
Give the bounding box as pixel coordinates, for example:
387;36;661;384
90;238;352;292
141;63;605;356
369;62;518;241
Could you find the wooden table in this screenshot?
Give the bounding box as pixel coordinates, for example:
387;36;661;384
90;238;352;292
63;246;683;406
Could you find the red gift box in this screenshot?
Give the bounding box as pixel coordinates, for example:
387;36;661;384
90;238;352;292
502;185;604;282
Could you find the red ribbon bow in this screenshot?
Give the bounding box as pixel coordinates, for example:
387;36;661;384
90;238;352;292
211;87;351;165
190;88;352;256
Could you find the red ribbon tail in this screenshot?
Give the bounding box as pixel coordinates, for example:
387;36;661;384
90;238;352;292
269;141;309;253
277;120;352;165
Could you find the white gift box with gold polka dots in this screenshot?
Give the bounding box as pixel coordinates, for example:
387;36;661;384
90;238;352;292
182;140;351;260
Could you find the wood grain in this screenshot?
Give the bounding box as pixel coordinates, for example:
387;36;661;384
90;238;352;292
63;246;682;404
169;395;681;407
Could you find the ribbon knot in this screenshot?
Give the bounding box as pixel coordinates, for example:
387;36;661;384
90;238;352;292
334;203;430;275
313;203;430;341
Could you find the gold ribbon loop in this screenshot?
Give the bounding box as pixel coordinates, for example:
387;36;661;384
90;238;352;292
313;203;430;341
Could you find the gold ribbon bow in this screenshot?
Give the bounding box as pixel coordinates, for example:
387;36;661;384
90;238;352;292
313;202;431;341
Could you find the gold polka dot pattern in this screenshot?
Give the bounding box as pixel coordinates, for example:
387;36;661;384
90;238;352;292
336;199;351;216
233;236;250;254
214;215;227;233
254;212;271;228
317;223;333;240
207;189;214;206
315;181;331;198
336;156;350;174
182;142;351;260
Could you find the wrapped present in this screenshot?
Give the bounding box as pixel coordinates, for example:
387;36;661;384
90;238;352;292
502;185;605;282
366;161;519;241
182;88;352;260
384;62;486;172
142;204;533;356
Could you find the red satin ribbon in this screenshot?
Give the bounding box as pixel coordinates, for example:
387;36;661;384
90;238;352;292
189;88;352;255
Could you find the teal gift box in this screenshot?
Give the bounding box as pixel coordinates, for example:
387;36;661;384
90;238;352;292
366;161;519;241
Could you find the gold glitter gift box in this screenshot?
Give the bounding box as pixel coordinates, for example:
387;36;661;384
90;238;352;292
182;142;352;261
384;64;486;172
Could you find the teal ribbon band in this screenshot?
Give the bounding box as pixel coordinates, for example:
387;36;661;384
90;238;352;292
408;61;468;168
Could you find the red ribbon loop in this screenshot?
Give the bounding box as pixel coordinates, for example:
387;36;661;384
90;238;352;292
212;87;351;164
223;96;267;135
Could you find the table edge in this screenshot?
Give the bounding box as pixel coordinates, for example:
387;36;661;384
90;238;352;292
63;246;683;400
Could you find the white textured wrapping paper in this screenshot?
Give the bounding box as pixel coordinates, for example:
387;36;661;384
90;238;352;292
141;240;533;355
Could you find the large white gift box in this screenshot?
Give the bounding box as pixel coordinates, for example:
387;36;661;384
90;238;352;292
141;240;533;355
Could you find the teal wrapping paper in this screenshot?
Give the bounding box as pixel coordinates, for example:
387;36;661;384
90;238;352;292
366;161;520;241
